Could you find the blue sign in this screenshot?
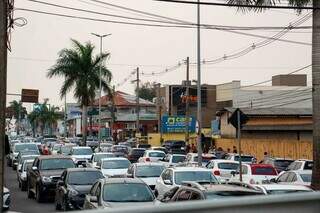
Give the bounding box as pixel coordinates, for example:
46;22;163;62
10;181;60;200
162;116;196;133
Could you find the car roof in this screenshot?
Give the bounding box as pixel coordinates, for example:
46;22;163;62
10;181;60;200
145;150;165;153
101;157;128;161
267;157;294;161
170;167;211;172
170;154;186;157
36;155;73;160
256;184;312;191
102;178;145;184
24;159;35;163
295;159;313;162
72;146;91;149
134;162;166;167
94;152;114;155
210;159;239;164
131;148;146;150
65;168;100;172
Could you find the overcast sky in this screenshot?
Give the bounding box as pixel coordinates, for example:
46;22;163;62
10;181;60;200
7;0;312;110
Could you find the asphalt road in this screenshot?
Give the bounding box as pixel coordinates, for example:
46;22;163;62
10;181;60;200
4;163;56;213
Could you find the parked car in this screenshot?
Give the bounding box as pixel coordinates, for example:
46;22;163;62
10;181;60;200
155;167;219;197
27;155;76;202
100;157;131;177
184;153;217;167
43;138;58;148
83;178;158;210
274;170;311;186
127;163;166;190
87;153;115;168
55;168;104;210
139;150;166;163
206;159;239;181
162;154;186;167
159;181;263;202
262;157;294;173
230;164;278;184
225;153;256;164
254;184;313;195
3;187;10;210
70;146;93;166
287;159;313;171
18;159;34;191
126;148;146;163
9;143;39;168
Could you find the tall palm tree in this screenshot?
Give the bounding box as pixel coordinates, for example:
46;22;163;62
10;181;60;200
47;39;112;145
9;100;26;134
226;0;319;190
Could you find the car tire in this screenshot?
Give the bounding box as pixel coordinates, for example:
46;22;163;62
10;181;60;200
36;185;44;203
27;181;34;199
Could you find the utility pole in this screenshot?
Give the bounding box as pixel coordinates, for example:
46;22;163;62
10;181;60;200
196;0;203;166
135;68;140;136
156;83;163;144
64;93;67;137
237;110;243;182
0;0;7;209
185;57;190;145
110;85;115;139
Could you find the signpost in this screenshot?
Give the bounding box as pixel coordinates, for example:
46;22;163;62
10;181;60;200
21;89;39;103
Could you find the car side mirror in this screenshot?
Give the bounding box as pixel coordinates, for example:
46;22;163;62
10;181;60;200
89;196;98;203
164;179;172;185
32;166;38;171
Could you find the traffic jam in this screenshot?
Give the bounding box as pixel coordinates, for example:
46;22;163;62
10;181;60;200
4;135;315;211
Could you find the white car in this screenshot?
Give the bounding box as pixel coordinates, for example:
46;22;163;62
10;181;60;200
87;152;115;168
154;167;219;197
138;150;166;163
100;157;131;177
206;159;239;181
3;187;10;210
162;154;186;166
287;159;313;171
70;146;93;166
184;153;217;167
225;153;256;164
254;184;313;195
17;159;34;191
230;164;278;184
9;142;39;168
94;143;113;153
16;154;38;178
275;170;312;186
127;163;166;190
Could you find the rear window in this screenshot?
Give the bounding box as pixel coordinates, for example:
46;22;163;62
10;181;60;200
304;161;313;170
274;160;294;168
131;149;145;155
252;167;277;175
300;174;311;182
234;156;253;162
218;163;239;170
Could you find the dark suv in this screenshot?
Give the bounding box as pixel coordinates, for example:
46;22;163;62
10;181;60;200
27;155;75;202
162;140;186;154
126;148;146;163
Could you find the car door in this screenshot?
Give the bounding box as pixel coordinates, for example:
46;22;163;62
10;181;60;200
156;169;171;196
84;182;99;209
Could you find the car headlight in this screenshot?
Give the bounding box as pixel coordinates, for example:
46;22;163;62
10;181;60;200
42;176;52;182
68;188;79;196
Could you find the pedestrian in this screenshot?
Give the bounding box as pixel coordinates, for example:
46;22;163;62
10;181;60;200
232;146;238;153
260;151;269;164
227;148;231;153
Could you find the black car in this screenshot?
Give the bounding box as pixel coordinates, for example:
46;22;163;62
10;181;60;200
162;140;186;154
126;148;146;163
55;168;104;210
262;157;294;173
27;156;75;202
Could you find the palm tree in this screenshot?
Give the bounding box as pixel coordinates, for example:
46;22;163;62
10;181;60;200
226;0;319;190
47;39;112;145
46;106;62;135
9;100;26;134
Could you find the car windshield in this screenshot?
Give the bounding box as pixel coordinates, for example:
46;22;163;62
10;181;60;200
172;155;186;163
40;159;75;170
274;160;294;168
93;154;115;163
174;171;218;185
218;163;239;170
73;148;92;155
23;162;33;171
234;156;254;162
300;174;312;182
61;147;72;154
136;165;165;178
103;183;154;202
14;144;38;152
131;149;145;155
206;191;262;199
149;152;165;158
101;160;130;169
53;145;62;150
251;167;277;175
304;162;313;170
67;171;104;185
20;150;39;156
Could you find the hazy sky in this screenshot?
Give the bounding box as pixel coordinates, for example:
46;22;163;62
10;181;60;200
7;0;312;110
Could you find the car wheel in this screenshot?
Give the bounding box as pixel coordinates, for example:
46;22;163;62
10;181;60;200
36;185;44;203
27;181;34;198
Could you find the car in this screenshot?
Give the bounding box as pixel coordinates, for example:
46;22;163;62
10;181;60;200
86;137;99;148
139;150;166;163
59;144;78;156
100;158;131;177
161;154;186;166
162;140;186;153
230;164;278;184
206;159;239;181
16;154;38;178
27;155;76;202
225;153;256;164
87;153;115;168
9;143;39;168
287;159;313;171
262;157;294;173
3;187;10;210
17;159;34;191
274;170;312;186
70;146;93;166
51;143;63;155
254;184;313;195
184;153;217;167
43;138;58;148
151;147;168;153
83;178;158;210
94;143;113;153
111;145;129;157
159;181;263;202
55;168;104;210
127;163;166;190
15;150;39;171
155;167;219;197
126;148;146;163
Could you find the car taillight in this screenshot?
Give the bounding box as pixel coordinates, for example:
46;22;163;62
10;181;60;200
213;170;220;176
145;157;150;162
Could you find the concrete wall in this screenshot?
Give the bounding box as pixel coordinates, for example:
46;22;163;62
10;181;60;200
214;138;312;161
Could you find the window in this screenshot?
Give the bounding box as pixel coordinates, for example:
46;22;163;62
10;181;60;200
294;162;302;170
241;165;248;175
168;170;173;183
190;191;202;200
277;173;289;182
176;190;192;201
287;162;296;170
218;163;239;170
303;161;313;170
287;173;297;182
300;174;311;182
251;167;277;175
127;165;134;175
161;169;169;180
67;171;104;185
206;162;214;169
90;182;99;196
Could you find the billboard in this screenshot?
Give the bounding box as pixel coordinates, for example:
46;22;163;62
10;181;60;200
171;86;207;107
21;89;39;103
161;115;196;133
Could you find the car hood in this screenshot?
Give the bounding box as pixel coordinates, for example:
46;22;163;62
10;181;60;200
40;169;64;177
102;200;159;208
69;184;92;194
101;169;127;177
138;177;158;186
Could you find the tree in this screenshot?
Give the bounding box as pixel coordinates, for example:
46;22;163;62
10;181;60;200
47;39;112;145
226;0;319;190
45;106;62;135
135;81;157;102
9;100;27;134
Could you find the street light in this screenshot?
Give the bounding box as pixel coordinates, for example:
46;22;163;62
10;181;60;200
91;33;112;150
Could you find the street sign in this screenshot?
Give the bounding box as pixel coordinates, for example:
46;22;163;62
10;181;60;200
228;108;248;129
162;115;196;133
21;89;39;103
